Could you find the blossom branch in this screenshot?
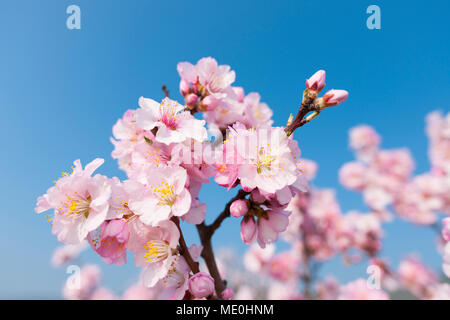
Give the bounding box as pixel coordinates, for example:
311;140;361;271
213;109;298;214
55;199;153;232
172;217;200;274
196;188;249;297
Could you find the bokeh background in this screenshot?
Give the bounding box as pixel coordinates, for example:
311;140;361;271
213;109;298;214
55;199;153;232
0;0;449;298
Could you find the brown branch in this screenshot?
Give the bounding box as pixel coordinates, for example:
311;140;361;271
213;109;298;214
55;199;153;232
162;84;170;98
171;217;200;274
196;188;249;297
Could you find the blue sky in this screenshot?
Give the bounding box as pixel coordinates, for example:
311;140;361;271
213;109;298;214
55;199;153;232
0;0;449;298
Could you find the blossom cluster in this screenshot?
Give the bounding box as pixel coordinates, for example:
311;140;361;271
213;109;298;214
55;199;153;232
36;58;350;299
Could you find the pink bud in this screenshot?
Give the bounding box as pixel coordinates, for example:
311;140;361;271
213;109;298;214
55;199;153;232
230;199;249;218
322;89;348;107
180;79;190;96
188;272;215;298
306;70;326;93
443;217;450;241
221;288;234;300
185;93;198;108
240;216;257;244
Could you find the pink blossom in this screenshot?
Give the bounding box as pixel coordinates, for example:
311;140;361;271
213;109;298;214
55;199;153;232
242;92;273;129
135;97;207;145
267;251;300;282
235;126;299;194
153;244;203;300
51;241;87;267
88;218;129;266
397;256;438;298
221;288;234;300
122;283;158;300
316;277;340;300
298;159;318;181
63;264;101;300
127;166;191;226
267;282;303;300
181;199;206;225
188;272;215;298
338;278;389;300
256;208;290;248
349;125;380;161
35;158;111;244
90;287;117;300
196;57;236;93
339;161;367;190
243;243;275;272
127;219;180;288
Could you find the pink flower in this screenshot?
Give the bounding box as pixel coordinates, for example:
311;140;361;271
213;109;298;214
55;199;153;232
51;241;87;267
230;199;249;218
90;287;117;300
339;161;367;190
122;283;158;300
255;208;290;248
127;166;192;226
235;126;299;194
135;97;207;145
338;278;389;300
267;251;300;282
181;199;206;225
35;158;111;244
221;288;234;300
306;70;326;94
316;277;340;300
243;243;275;272
63;264;102;300
242;92;273;129
110;109;148;173
349;125;380;161
88;218;129;266
397;256;438;298
267;282;303;300
188;272;215;298
196;57;236;93
127;219;180;287
298;159;318;181
154;244;203;300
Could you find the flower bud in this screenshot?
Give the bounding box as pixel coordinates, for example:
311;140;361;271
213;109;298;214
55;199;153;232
188;272;215;298
180;79;190;96
185;93;198;109
317;89;348;109
240;216;257;244
221;288;234;300
306;70;326;95
230;199;249;218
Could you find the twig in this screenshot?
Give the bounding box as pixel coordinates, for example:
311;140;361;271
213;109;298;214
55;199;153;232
162;84;170;98
196;189;249;297
171;217;200;274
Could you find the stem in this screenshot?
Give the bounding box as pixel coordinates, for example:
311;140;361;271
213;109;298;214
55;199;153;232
196;189;249;297
172;217;200;274
162;84;170;98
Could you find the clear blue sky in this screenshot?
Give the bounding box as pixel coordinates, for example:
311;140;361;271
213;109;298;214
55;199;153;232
0;0;449;298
